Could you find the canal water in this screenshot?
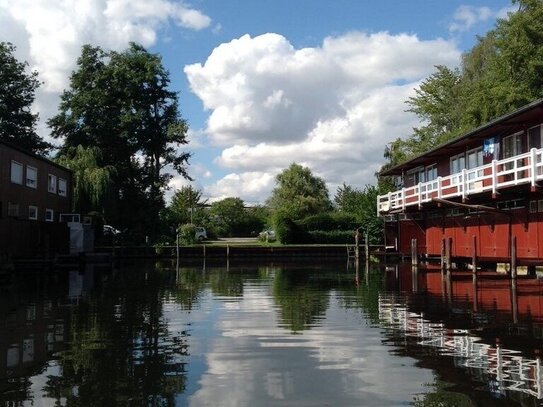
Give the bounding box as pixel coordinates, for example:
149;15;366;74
1;260;543;406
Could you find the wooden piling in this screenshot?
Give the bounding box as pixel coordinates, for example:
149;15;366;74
440;238;445;271
511;236;517;279
472;235;477;274
445;237;451;271
364;231;369;261
411;238;417;266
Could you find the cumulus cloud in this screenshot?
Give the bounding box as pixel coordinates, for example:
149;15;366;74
186;32;461;202
0;0;212;143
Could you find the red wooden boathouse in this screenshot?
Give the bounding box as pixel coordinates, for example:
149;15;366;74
377;98;543;266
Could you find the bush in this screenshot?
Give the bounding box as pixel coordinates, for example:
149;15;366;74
299;212;358;231
272;211;309;244
307;230;354;244
178;223;197;245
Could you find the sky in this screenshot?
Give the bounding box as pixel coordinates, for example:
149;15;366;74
0;0;515;204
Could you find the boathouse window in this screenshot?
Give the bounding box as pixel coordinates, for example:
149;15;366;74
425;164;437;182
528;124;543;149
28;205;38;220
58;178;67;197
406;167;425;184
10;161;23;184
503;132;523;159
48;174;57;193
450;153;466;174
8;202;19;217
45;209;54;222
26;166;37;188
467;147;483;169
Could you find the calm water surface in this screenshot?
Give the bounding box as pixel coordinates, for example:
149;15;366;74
1;260;543;406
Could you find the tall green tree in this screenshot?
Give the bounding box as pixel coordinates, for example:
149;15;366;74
48;43;190;238
208;197;265;237
165;186;207;226
384;0;543;167
267;163;332;220
334;183;383;244
0;42;49;154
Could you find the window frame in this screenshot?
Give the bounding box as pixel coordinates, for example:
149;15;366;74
10;161;23;185
48;174;57;193
28;205;38;220
528;124;543;150
45;209;54;222
58;178;67;197
450;152;466;175
7;202;19;218
26;165;38;189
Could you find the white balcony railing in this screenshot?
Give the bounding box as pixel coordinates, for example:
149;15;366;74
378;147;543;214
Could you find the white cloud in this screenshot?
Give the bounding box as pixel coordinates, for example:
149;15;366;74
449;5;516;32
186;32;461;202
0;0;212;144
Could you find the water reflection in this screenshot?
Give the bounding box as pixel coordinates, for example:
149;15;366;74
1;261;543;406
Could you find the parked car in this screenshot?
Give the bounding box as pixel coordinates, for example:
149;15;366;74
195;227;207;241
103;224;121;236
259;228;276;242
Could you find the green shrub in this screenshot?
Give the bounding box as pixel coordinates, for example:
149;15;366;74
300;212;358;231
272;211;309;244
178;223;197;245
307;230;354;244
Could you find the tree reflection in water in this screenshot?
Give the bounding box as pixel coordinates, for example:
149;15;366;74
2;261;543;406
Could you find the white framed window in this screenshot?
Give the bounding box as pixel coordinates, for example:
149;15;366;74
467;147;483;169
450;153;466;175
58;178;67;197
425;164;437;182
45;209;54;222
502;132;523;159
26;166;37;188
407;166;425;184
8;202;19;217
28;205;38;220
11;161;23;184
48;174;57;193
466;147;484;181
528;124;543;149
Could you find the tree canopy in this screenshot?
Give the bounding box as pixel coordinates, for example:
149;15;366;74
385;0;543;167
48;43;190;238
267;163;332;220
0;42;49;154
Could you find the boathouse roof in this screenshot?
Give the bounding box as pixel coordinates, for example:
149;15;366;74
380;97;543;176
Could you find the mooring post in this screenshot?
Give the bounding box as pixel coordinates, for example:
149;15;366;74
511;236;517;279
445;237;452;272
364;230;369;261
440;238;445;271
511;278;518;324
176;232;180;268
226;244;230;259
203;242;206;258
472;235;477;275
411;238;417;266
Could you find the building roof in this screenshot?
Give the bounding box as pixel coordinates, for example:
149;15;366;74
0;139;72;173
380;98;543;176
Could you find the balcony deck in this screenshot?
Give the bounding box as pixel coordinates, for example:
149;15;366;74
378;148;543;214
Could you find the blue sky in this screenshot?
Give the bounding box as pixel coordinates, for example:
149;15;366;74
1;0;513;203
